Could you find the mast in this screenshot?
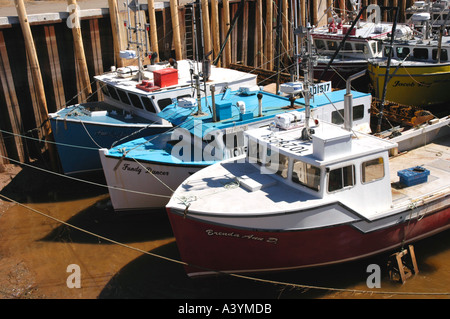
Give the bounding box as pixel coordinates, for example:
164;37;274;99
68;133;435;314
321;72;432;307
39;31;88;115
124;0;150;82
376;6;399;133
297;0;316;140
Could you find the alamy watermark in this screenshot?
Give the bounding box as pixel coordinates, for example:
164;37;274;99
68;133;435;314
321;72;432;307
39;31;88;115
66;4;81;29
66;264;81;288
366;264;381;288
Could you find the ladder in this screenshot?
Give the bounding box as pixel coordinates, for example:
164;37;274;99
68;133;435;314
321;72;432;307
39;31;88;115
184;4;195;60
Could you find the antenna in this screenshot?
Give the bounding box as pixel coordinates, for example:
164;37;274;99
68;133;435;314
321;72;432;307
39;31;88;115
123;0;151;82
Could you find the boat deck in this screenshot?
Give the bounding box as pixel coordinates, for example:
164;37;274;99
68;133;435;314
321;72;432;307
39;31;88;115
389;136;450;206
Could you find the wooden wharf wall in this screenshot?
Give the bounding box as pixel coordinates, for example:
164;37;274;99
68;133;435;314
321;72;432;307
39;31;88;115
0;0;416;167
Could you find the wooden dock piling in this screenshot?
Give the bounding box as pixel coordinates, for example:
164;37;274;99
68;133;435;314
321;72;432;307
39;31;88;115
108;0;124;67
14;0;57;169
147;0;160;62
68;0;92;101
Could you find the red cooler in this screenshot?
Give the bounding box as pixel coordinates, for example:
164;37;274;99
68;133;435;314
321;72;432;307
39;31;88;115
153;68;178;88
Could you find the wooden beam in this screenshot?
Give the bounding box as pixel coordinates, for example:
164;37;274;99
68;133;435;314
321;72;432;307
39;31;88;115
89;19;103;101
0;30;26;162
170;0;182;60
108;0;124;67
241;1;248;65
14;0;57;168
231;4;238;63
265;0;273;70
255;0;263;68
201;0;212;61
211;0;220;66
68;0;92;102
147;0;160;62
282;0;289;68
222;0;231;67
44;25;66;110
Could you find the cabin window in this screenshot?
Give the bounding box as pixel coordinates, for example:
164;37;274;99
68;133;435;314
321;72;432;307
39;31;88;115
343;42;353;52
314;39;326;51
383;46;394;57
328;165;355;192
432;49;448;61
327;41;338;51
331;104;365;125
413;48;429;60
157;98;174;111
107;85;119;100
248;139;263;165
362;157;384;184
370;42;377;55
292;160;321;191
141;96;157;113
264;148;289;178
355;43;365;53
128;93;144;109
396;47;410;59
117;89;131;105
101;85;110;97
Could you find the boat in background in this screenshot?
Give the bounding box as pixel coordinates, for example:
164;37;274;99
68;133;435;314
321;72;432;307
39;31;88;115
166;68;450;278
405;0;450;32
368;24;450;107
310;3;413;89
48;1;257;175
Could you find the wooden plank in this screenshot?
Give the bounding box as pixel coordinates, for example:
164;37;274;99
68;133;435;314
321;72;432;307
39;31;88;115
147;0;160;62
211;0;220;66
255;0;263;68
44;25;66;110
0;130;7;165
408;245;419;275
89;19;103;101
170;0;182;60
241;0;248;65
201;0;212;61
282;0;289;67
108;0;124;67
222;0;231;67
231;3;238;63
0;30;26;162
265;0;273;70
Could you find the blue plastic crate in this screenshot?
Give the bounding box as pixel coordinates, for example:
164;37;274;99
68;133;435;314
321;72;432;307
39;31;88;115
215;101;232;121
397;166;430;187
240;111;253;121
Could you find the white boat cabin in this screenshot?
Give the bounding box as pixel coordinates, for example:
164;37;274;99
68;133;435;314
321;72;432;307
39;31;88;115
244;119;398;216
381;36;450;62
311;21;413;60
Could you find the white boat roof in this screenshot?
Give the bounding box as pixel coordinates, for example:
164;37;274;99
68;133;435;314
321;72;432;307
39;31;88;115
94;60;257;96
245;122;397;167
311;22;412;41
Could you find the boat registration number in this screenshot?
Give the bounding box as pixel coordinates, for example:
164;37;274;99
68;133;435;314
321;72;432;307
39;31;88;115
310;81;332;96
225;124;248;134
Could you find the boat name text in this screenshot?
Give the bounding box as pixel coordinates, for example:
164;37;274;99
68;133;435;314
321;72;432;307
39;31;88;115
205;229;278;244
121;163;169;175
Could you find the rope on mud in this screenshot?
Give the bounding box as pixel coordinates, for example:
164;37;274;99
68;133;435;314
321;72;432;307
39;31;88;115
0;154;171;199
1;193;450;297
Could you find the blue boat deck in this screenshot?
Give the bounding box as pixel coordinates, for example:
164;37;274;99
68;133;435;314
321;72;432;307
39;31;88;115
50;102;158;126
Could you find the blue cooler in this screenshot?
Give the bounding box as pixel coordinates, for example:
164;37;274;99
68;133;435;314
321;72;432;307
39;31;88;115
397;166;430;187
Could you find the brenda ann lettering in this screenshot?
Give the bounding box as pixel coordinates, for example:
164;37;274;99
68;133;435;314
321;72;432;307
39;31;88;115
121;163;169;176
205;229;278;244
